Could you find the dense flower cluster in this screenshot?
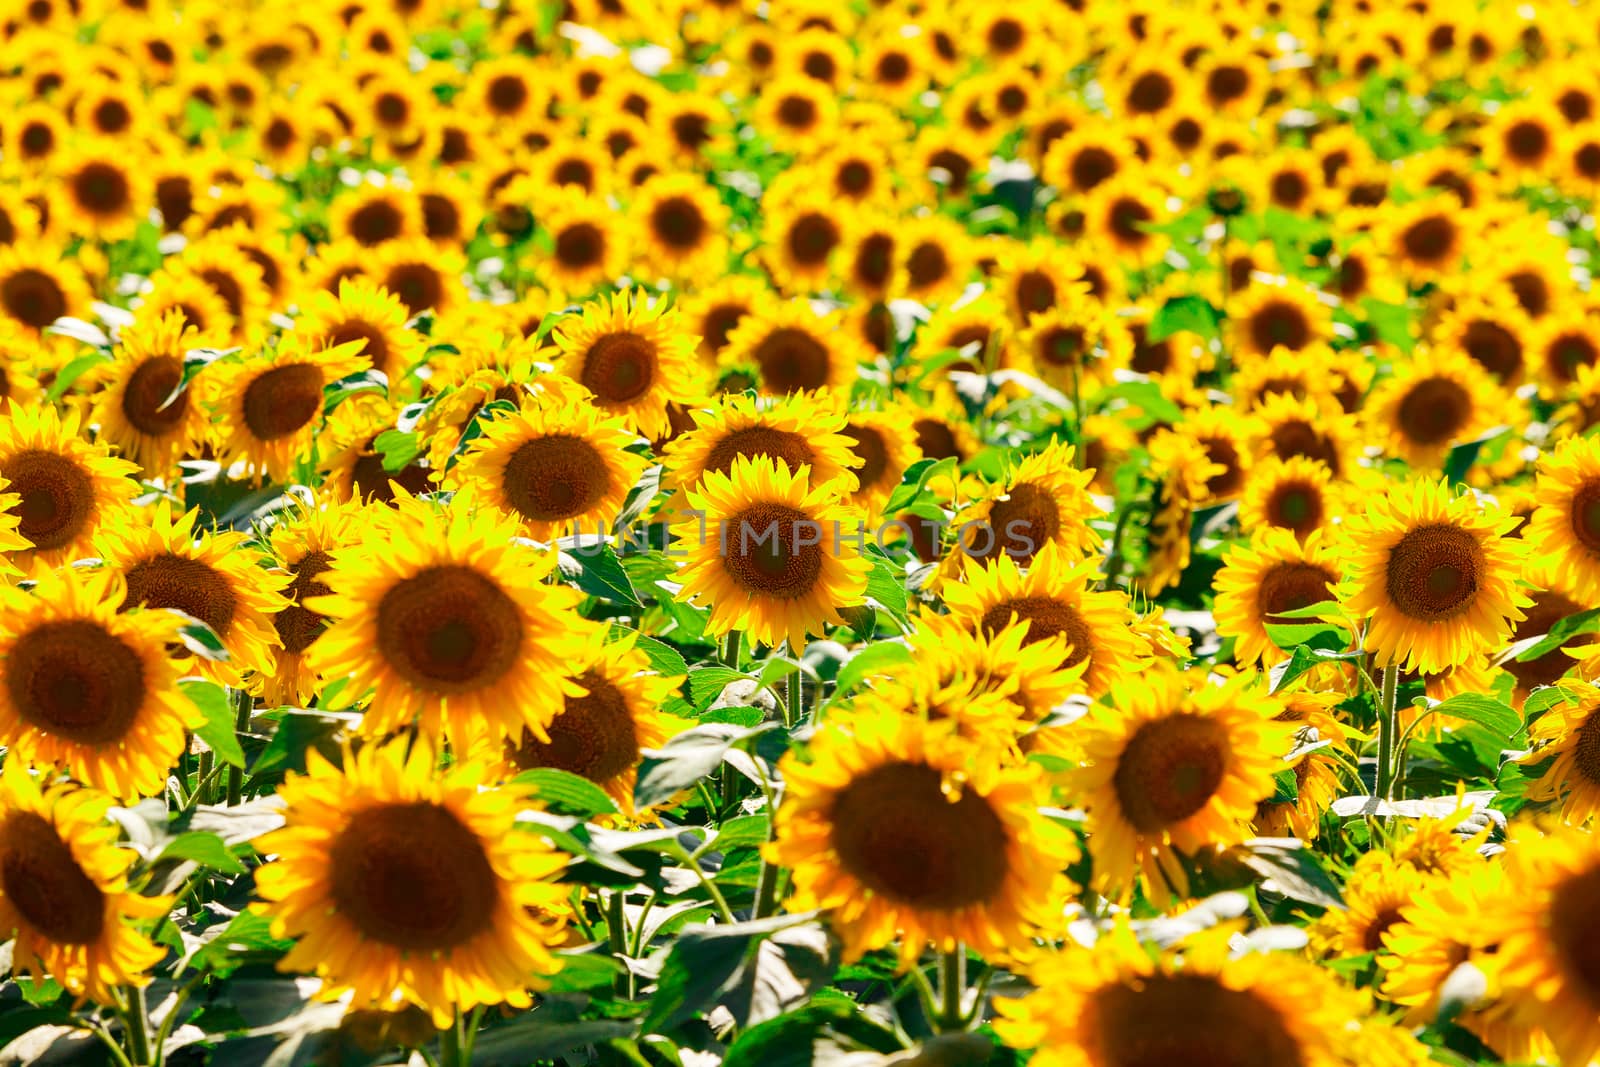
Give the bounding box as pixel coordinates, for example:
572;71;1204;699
5;0;1600;1064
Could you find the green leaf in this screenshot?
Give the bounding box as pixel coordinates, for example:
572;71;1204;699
321;368;389;413
1271;769;1299;804
373;428;423;472
156;830;246;874
182;679;245;768
687;665;749;709
1362;298;1414;351
514;768;620;817
616;628;689;677
1444;426;1508;485
834;641;914;695
882;456;957;516
1413;693;1521;741
1268;643;1363;694
639;914;821;1036
1095;379;1186;427
471;1018;636;1065
44;349;113;401
1238;838;1344;908
1148;294;1219;342
863;552;908;620
446;397;518;470
169;612;231;662
635;722;777;809
560;542;642;608
721;998;858;1067
1514;606;1600;662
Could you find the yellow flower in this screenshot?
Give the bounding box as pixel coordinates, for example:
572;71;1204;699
1527;434;1600;602
0;567;199;799
253;739;571;1028
673;454;870;652
1367;345;1507;468
770;710;1076;966
290;277;426;387
307;490;594;744
1214;529;1341;666
0;401;138;568
1339;478;1529;674
0;764;170;1002
552;289;700;441
89;309;210;478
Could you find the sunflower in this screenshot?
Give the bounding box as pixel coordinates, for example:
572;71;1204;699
134;267;235;345
946;441;1103;572
1231;279;1331;358
1368;345;1506;468
205;335;369;485
1525;435;1600;602
1478;823;1600;1065
1339;477;1528;675
718;298;863;396
531;189;624;297
942;541;1151;697
317;396;436;505
1484;100;1560;182
1042;124;1132;198
761;190;847;294
672;454;869;653
258;499;363;708
1179;404;1256;503
1239;455;1342;539
1506;583;1597;695
1310;852;1436;960
0;401;138;568
840;405;922;517
1068;667;1293;903
895;214;973;305
4;104;67;171
1379;861;1544;1063
0;764;171;1002
661;390;861;504
682;276;767;369
840;211;898;302
56;142;148;242
1254;690;1352;842
630;173;729;283
755;73;839;154
169;238;274;345
998;925;1369;1067
770;710;1075;966
252;738;571;1028
1529;306;1600;391
89;309;209;478
450;392;648;541
307;491;592;743
374;237;465;320
1214;529;1342;667
1432;292;1533;385
1253;392;1361;478
1087;177;1169;262
1381;196;1468;280
330;182;422;248
552;290;699;442
98;500;289;687
0;244;87;339
0;567;199;799
498;630;687;813
291;277;424;387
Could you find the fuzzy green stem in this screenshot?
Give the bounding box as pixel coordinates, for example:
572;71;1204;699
607;891;632;998
1376;663;1400;801
123;986;154;1066
226;688;252;806
938;947;966;1032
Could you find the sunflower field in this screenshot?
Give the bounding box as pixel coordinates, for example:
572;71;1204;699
15;0;1600;1065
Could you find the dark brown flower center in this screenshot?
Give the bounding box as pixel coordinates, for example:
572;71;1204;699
121;356;187;435
1;267;67;329
1397;376;1470;446
274;549;333;655
376;565;524;693
0;812;105;943
502;434;610;524
752;327;831;393
242;362;323;441
721;502;825;598
1384;523;1484;622
5;619;146;745
330;802;498;950
979;595;1091;669
581;331;656;403
829;761;1009;909
5;449;96;550
508;669;638;783
1113;714;1228;833
1258;562;1337;625
651;196;706;250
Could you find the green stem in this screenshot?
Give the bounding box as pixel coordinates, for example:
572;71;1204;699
88;1022;136;1067
195;751;213;805
670;844;737;924
226;688;252;806
123;986;154;1067
1376;663;1399;801
784;666;800;730
752;852;781;920
438;1011;465;1067
938;947;966;1032
720;630;741;669
607;891;632;998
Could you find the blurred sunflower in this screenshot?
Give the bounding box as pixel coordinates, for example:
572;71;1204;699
57;142;148;241
1526;435;1600;602
631;173;729;282
840;405;922;516
1368;345;1505;468
1522;683;1600;823
943;541;1150;697
0;402;137;568
661;390;861;504
0;764;170;1002
541;189;628;296
771;710;1075;965
1239;456;1341;539
0;244;87;339
307;491;592;743
253;739;570;1028
0;567;198;799
672;454;869;653
1310;851;1435;960
291;278;424;386
946;441;1102;570
1340;477;1528;674
719;299;863;396
259;499;362;708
